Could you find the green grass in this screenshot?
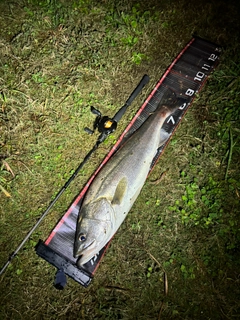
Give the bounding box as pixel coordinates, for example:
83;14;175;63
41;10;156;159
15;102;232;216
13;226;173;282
0;0;240;319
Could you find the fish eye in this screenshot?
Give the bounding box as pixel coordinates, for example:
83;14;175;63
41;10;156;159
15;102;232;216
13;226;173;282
79;234;86;242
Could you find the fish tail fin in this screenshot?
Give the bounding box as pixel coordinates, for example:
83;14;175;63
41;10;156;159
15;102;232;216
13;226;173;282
157;89;185;115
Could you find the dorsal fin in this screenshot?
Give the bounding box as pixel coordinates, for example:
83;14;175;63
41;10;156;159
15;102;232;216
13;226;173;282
111;177;128;205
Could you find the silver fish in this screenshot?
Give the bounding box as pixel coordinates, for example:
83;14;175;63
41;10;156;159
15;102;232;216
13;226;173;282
74;92;181;265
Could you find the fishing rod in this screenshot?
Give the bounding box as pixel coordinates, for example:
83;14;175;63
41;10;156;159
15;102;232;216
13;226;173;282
0;74;150;276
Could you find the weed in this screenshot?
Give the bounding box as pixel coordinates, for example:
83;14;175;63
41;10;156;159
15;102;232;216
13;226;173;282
121;35;139;47
180;264;195;279
131;52;147;65
172;171;233;228
146;266;153;278
31;72;46;84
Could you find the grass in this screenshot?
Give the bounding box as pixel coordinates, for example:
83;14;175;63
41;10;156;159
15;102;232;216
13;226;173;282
0;0;240;319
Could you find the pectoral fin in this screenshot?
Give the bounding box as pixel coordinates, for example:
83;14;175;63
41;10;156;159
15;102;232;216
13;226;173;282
111;177;128;205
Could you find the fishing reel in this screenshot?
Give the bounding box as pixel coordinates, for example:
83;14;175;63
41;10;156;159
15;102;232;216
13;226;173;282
83;75;150;145
84;106;117;143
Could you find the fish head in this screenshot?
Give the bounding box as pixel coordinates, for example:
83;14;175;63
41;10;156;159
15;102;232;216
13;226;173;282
74;198;114;265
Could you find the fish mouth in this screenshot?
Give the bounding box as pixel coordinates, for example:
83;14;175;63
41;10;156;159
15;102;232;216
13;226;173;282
74;239;96;260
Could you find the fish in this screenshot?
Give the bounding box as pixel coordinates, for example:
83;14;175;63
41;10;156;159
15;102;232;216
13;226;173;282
74;91;182;265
